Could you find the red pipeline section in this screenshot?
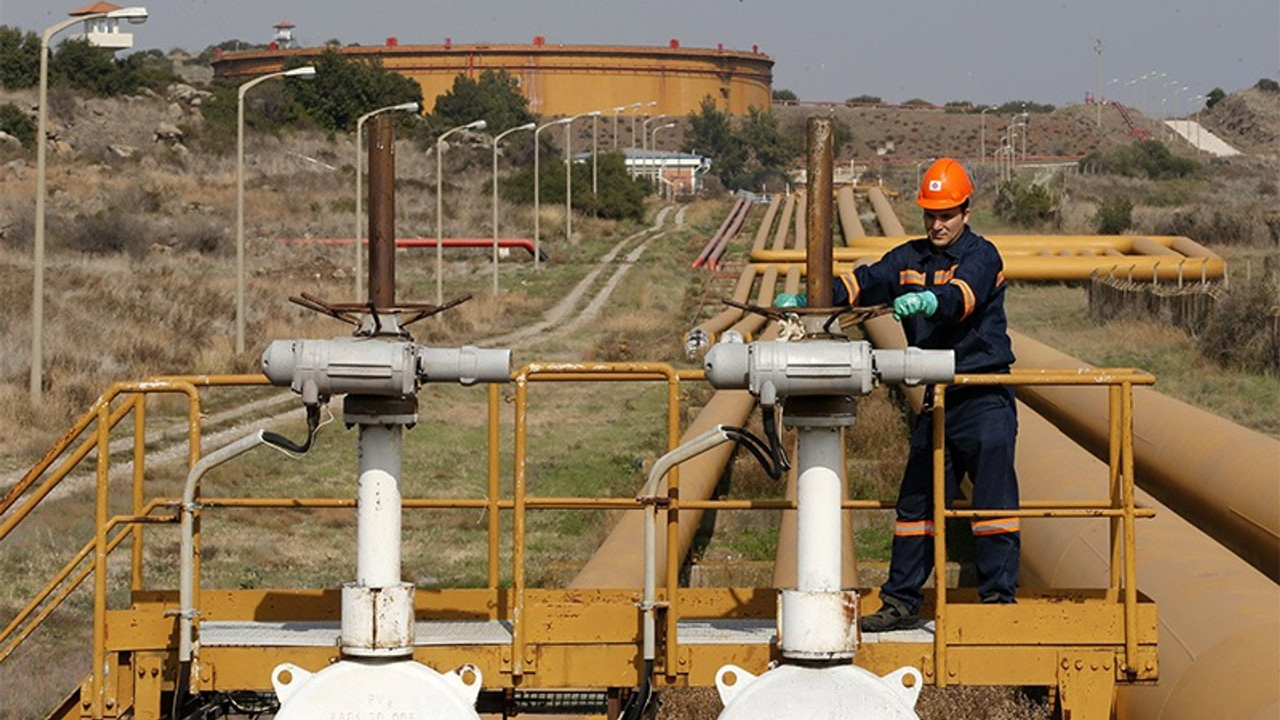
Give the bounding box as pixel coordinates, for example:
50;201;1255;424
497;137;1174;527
275;237;549;261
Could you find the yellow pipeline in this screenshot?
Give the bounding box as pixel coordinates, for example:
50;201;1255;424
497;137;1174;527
836;185;867;240
749;195;782;254
763;232;1225;281
867;186;906;236
1011;331;1280;581
748;256;1225;282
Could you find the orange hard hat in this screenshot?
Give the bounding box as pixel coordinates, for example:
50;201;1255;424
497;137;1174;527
917;158;974;210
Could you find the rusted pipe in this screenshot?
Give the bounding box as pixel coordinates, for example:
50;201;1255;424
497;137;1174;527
708;199;753;271
694;197;744;268
273;237;548;260
805;117;834;307
367;113;396;307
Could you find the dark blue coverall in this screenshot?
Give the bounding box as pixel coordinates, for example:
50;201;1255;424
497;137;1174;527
834;226;1020;610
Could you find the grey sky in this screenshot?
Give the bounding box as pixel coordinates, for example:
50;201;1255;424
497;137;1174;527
3;0;1277;110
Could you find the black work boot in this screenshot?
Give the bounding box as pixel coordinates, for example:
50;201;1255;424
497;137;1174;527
860;594;921;632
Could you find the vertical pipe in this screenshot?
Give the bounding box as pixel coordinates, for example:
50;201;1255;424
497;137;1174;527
92;402;110;718
931;390;948;688
368;114;396;308
357;425;403;588
512;374;528;676
795;427;843;591
488;384;501;589
805;117;834;307
131;394;146;590
1121;382;1138;673
1108;386;1122;589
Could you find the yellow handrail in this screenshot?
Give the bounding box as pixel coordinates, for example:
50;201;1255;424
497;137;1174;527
0;366;1154;716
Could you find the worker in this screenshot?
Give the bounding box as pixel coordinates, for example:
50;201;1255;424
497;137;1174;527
777;157;1020;632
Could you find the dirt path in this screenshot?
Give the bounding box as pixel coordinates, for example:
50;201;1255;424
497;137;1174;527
1;205;683;504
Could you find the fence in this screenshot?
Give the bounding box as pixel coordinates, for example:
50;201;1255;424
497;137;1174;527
1087;270;1223;335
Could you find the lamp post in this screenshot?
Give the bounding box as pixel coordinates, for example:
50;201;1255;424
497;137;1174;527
592;111;601;199
651;122;676;198
31;6;148;402
631;101;655;150
611;106;626;149
435;118;487;307
641;114;667;153
980;107;991;164
1017;112;1029;162
564;111;600;243
491;122;535;295
533;116;572;271
354;101;419;300
1093;38;1104;126
236;65;316;354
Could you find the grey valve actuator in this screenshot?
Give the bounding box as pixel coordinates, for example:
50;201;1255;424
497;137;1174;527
262;337;512;405
704;339;953;403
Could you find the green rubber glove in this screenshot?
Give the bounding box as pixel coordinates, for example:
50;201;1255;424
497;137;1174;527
892;291;938;321
774;292;808;308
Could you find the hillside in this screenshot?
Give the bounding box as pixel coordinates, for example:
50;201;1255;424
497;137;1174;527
0;80;1276;459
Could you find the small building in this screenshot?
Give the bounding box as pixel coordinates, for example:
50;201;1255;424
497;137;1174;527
272;22;297;50
67;2;139;50
574;149;711;199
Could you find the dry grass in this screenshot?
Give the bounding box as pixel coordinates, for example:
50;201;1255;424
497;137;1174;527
2;87;1278;719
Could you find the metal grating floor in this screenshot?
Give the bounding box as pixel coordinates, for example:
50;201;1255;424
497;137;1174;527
199;619;513;647
198;618;933;648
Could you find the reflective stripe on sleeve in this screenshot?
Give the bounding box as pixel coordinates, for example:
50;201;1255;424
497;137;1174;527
950;277;976;320
840;272;860;305
899;269;927;287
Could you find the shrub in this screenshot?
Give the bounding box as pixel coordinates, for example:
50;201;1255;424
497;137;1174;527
1256;78;1279;93
1198;274;1280;374
1081;139;1199;180
994;179;1055;227
771;88;797;102
431;68;534;136
1095;195;1133;234
0;102;34;147
846;95;882;105
62;208;148;257
284;49;423;133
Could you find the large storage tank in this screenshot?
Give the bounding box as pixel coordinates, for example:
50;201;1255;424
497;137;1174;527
213;40;774;116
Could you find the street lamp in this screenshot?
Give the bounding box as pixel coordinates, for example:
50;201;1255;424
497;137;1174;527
914;157;936;191
533;116;572;271
491;122;535;295
980;107;991;164
354;101;419;300
1093;38;1104;126
650;122;676;199
565;111;600;243
236;65;316;354
641;114;667;153
435;118;487;307
31;6;148;402
631;101;655;150
611;106;626;149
